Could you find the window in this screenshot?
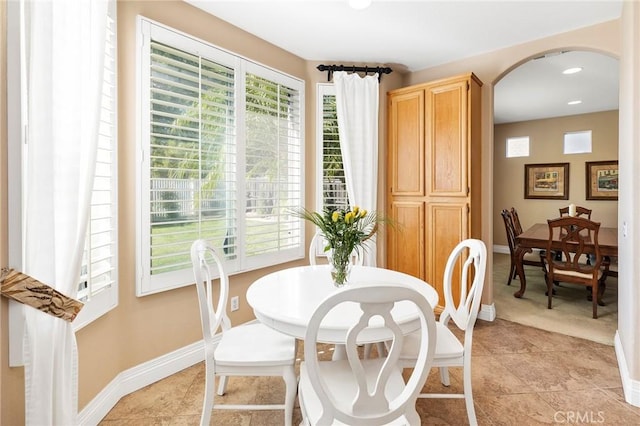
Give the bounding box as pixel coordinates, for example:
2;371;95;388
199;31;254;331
316;84;349;212
313;84;349;258
137;19;304;295
564;130;592;154
506;136;530;158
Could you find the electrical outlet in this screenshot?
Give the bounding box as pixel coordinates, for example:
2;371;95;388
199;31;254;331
231;296;239;312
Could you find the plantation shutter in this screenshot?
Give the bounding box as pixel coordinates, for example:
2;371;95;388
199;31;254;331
322;91;349;210
147;40;237;281
78;7;117;304
244;72;302;260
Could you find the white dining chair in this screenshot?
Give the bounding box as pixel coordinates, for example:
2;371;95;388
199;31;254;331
298;283;437;425
393;238;487;426
190;239;298;426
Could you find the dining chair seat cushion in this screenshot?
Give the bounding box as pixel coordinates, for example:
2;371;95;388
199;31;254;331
298;358;411;426
399;323;464;362
215;323;296;367
546;265;603;281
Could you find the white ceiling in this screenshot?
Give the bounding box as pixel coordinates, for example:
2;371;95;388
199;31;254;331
185;0;622;123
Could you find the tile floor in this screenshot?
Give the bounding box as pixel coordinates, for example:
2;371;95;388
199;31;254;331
99;318;640;425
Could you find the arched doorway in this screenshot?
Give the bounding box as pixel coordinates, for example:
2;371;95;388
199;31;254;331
491;49;619;344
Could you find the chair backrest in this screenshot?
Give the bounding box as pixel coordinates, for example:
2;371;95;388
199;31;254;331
545;216;602;276
440;239;488;332
308;231;364;266
500;209;517;255
304;284;436;425
190;239;232;345
559;205;592;219
510;207;523;235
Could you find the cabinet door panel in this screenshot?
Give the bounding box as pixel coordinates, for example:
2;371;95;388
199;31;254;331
426;203;468;307
389;91;424;196
426;81;468;197
388;201;424;280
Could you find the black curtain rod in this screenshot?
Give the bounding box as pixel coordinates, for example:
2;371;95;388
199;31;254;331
317;64;393;82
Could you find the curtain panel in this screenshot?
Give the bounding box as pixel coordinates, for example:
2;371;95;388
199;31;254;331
333;71;380;266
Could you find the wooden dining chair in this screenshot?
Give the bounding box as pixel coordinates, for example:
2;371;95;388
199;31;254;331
559;205;592;219
393;238;487;426
298;284;437;426
190;239;298;426
543;217;610;319
501;209;545;286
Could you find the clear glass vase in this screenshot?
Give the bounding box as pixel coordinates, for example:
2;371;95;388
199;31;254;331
327;249;352;287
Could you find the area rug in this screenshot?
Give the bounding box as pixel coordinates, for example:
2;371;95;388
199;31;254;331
492;252;617;345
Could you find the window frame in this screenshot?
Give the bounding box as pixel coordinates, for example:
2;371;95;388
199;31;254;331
136;18;305;296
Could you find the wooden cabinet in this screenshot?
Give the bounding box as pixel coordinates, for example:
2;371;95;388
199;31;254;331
387;73;482;311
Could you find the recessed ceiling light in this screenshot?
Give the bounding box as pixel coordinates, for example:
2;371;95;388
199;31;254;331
348;0;372;10
568;100;582;105
563;67;583;75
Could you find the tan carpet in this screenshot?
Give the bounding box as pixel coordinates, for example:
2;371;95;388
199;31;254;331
493;252;618;345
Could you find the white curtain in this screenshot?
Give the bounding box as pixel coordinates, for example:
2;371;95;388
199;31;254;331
333;71;380;266
21;0;109;424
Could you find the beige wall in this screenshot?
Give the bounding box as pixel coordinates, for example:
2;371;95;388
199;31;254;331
494;110;619;246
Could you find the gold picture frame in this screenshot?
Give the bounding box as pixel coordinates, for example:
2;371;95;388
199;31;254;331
586;160;618;200
524;163;569;200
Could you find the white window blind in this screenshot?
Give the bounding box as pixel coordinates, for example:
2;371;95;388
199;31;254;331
137;20;304;295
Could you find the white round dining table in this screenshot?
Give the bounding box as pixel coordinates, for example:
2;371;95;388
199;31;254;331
246;265;439;346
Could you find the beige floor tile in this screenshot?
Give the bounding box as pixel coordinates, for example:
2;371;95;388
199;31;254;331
474;392;559;425
490;352;595;392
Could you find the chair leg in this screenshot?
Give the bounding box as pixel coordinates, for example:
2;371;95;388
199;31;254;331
439;367;450;386
592;283;598;319
507;257;516;286
217;375;229;396
546;275;554;310
463;361;478;426
201;360;215;426
363;343;372;359
283;366;297;426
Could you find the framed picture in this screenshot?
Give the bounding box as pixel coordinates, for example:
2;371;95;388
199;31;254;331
524;163;570;200
586;160;618;200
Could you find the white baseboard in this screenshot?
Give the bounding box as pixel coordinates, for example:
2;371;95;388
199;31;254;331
78;339;209;425
615;331;640;407
493;244;509;255
478;303;496;322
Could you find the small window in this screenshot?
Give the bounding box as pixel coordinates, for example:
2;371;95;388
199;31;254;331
564;130;592;154
506;136;530;158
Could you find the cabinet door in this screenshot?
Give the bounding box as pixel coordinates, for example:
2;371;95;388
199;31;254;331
425;80;469;197
388;90;424;196
388;201;425;280
426;202;468;307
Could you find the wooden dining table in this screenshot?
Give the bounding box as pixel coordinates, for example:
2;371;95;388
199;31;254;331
513;222;618;298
